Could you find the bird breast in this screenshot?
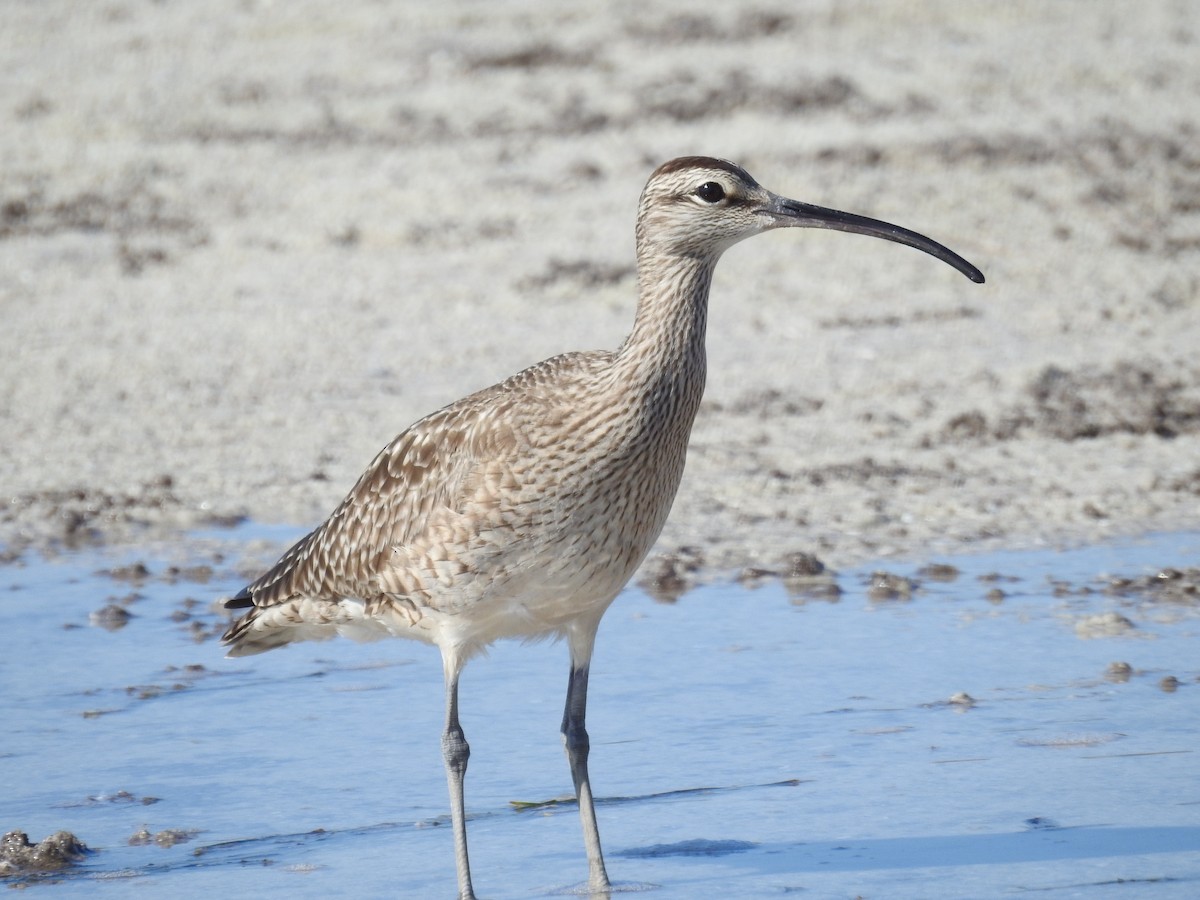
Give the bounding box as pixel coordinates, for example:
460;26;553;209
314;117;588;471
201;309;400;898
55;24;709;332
376;356;702;642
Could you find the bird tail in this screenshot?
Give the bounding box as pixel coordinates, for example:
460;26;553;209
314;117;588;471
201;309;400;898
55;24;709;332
221;593;390;657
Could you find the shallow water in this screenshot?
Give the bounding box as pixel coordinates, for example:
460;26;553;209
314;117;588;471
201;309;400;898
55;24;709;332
3;529;1200;897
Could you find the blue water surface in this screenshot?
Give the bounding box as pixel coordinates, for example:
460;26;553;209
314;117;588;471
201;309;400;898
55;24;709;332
2;529;1199;897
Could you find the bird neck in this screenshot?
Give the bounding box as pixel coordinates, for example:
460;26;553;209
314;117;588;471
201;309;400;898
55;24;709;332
614;251;714;413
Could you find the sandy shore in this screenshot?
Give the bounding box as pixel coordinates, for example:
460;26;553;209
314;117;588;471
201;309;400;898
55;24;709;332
2;1;1198;580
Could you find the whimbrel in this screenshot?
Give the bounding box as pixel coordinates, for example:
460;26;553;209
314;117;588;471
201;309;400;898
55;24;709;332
222;156;983;898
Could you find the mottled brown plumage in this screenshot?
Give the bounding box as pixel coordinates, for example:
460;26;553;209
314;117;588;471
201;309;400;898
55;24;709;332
221;156;983;898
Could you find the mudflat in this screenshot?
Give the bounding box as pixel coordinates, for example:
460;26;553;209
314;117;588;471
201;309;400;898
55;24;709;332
3;1;1197;575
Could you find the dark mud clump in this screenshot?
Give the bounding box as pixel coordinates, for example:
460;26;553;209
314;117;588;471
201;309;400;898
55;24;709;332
940;361;1200;443
1105;661;1134;683
1017;363;1200;440
1102;566;1200;605
736;551;841;601
89;603;134;631
128;827;200;848
638;546;705;602
0;830;90;878
866;570;917;602
103;561;152;583
781;551;842;601
917;562;961;582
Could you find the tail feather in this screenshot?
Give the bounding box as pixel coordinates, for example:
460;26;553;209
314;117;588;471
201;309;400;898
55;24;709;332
221;596;391;657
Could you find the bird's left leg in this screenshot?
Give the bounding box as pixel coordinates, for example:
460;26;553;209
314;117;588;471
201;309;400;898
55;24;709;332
562;624;611;892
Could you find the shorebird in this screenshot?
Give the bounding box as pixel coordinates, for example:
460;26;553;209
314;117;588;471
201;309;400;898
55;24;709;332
222;156;983;898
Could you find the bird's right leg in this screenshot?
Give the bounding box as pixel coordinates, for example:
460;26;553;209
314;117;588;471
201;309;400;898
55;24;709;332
441;656;476;900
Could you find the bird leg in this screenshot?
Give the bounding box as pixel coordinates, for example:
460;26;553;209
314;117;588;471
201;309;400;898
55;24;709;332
562;663;612;892
441;663;476;900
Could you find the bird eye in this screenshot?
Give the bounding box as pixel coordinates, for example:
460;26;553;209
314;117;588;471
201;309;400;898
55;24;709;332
695;181;726;203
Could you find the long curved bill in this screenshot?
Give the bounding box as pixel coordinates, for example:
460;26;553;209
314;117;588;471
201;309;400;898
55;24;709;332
763;195;985;284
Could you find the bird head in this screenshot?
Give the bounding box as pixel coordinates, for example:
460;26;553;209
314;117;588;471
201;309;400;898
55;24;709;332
636;156;984;283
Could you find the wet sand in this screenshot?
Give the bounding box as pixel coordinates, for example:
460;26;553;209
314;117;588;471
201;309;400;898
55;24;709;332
2;1;1198;574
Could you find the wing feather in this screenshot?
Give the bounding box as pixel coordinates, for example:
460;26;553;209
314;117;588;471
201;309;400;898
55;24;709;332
226;350;613;610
